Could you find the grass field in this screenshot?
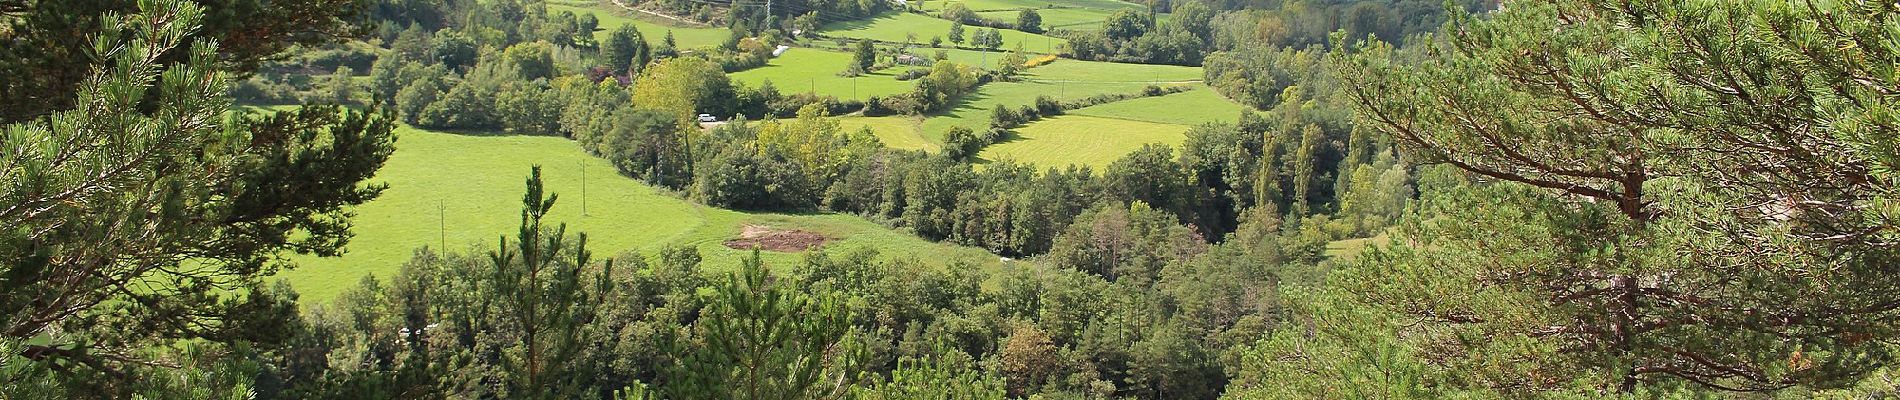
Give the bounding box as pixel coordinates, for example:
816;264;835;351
916;59;1203;141
898;46;1053;68
916;0;1142;13
916;0;1150;31
821;12;1066;53
730;48;920;100
1324;233;1390;259
1070;86;1253;126
841;116;938;151
280;126;999;303
546;3;732;50
977;115;1188;169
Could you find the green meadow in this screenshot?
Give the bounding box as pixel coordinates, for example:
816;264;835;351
820;12;1067;53
977;115;1189;169
730;48;921;100
280;126;999;302
546;3;732;49
1069;85;1254;126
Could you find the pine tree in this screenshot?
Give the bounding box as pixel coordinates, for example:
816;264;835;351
1328;0;1900;393
488;166;613;399
662;251;865;399
0;0;394;389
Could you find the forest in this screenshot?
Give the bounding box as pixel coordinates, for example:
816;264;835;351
4;0;1900;398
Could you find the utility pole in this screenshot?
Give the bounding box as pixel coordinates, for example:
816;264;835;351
853;76;858;99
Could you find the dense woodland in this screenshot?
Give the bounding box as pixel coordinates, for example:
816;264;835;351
5;0;1900;398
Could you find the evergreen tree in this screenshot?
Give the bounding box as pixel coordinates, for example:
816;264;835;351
0;0;394;392
1326;0;1900;393
602;24;652;76
487;166;612;398
662;251;866;399
0;0;367;122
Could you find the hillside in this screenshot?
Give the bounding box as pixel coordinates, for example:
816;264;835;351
282;126;1001;302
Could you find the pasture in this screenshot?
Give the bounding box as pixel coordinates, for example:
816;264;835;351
820;12;1067;53
977;115;1189;169
546;3;732;50
729;48;921;100
280;126;1000;302
918;59;1203;141
1069;85;1254;126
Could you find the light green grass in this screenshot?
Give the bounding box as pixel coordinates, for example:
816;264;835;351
917;0;1143;13
821;12;1066;54
917;59;1202;141
974;8;1117;31
1070;86;1252;126
1324;233;1390;259
841;116;938;151
730;48;919;100
546;4;731;50
1028;58;1203;82
917;0;1149;31
898;46;1049;68
281;126;998;303
977;115;1188;169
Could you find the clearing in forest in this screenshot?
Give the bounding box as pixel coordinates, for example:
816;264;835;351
280;126;1000;303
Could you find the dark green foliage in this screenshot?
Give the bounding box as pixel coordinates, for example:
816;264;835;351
0;0;369;122
602;24;652;76
1015;9;1043;33
851;39;878;74
1251;0;1900;394
488;166;610;398
0;0;393;393
599;109;693;189
941;126;983;162
661;251;866;399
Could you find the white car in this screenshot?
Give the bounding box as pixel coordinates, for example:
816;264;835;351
697;114;717;123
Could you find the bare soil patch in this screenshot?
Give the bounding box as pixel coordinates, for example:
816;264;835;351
724;225;828;252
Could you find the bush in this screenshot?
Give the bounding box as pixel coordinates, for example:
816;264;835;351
1060;85;1191;110
229;75;300;104
894;69;931;81
942;126;992;161
1034;96;1063;116
694;145;817;209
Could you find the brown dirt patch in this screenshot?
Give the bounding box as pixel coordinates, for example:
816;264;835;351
724;225;828;252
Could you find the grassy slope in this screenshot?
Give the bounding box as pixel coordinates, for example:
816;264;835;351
729;48;919;100
546;3;731;49
917;0;1151;31
821;12;1067;53
841;115;938;152
1323;233;1390;259
919;59;1203;141
1069;85;1253;126
977;115;1188;169
281;126;998;302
